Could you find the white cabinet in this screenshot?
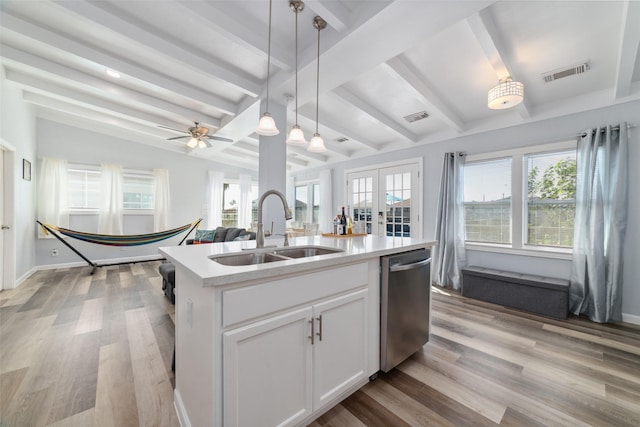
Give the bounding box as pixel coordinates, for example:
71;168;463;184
223;288;369;427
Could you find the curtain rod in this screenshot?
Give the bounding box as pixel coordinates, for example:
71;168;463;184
577;123;636;138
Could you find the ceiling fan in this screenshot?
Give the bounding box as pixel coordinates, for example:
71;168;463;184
158;122;233;148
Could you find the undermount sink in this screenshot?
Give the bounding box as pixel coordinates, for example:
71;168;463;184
210;245;344;266
210;252;289;266
273;246;344;258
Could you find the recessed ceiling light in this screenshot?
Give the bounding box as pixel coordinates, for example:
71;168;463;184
105;69;121;79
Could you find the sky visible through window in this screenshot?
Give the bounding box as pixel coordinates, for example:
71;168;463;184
464;159;511;202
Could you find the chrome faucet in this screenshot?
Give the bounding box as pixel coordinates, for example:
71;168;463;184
256;190;293;248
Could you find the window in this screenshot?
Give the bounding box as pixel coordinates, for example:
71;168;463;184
525;150;576;248
464;141;576;253
294;182;320;226
68;165;156;211
123;172;155;209
222;181;259;227
463;158;512;244
68;167;100;210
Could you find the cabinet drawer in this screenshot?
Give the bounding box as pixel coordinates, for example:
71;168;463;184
222;262;369;328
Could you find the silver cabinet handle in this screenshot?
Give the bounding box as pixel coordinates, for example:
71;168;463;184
389;257;431;272
316;315;323;341
308;319;314;345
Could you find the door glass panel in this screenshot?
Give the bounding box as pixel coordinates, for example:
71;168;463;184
352;177;373;235
385;172;411;237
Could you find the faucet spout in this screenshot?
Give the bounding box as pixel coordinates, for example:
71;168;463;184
256;190;292;248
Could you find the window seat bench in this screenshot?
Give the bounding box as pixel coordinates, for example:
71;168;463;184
461;266;570;319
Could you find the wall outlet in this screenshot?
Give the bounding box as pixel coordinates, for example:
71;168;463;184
51;248;59;257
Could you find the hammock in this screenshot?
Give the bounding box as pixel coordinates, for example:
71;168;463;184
37;219;202;274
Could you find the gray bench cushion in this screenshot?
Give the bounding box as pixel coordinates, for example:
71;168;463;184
462;266;569;319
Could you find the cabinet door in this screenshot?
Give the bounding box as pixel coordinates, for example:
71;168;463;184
223;307;313;427
312;289;368;410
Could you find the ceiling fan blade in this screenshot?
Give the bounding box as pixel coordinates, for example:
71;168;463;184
157;124;188;134
202;135;233;143
167;135;190;140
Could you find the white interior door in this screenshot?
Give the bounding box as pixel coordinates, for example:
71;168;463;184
1;149;4;290
347;161;421;238
1;141;16;291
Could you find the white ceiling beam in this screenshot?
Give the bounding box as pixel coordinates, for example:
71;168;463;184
170;0;292;72
7;70;193;133
304;1;349;32
284;146;328;163
614;1;640;99
466;9;531;119
332;87;418;143
385;56;465;133
1;45;221;126
298;107;381;152
51;0;261;97
0;13;236;116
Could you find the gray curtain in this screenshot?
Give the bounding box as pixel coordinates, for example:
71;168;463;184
433;152;466;290
570;123;628;323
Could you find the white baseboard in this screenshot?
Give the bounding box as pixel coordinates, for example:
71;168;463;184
36;254;164;271
11;266;38;289
622;313;640;326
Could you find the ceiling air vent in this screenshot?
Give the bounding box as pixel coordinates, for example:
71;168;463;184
334;137;349;143
542;61;589;83
403;111;429;123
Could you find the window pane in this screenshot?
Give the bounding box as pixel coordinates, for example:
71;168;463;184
68;169;100;209
123;174;154;209
526;151;576;247
464;158;512;244
312;184;320;224
295;185;308;224
223;183;239;227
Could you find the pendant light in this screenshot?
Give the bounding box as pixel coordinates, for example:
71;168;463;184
286;1;308;146
308;15;327;153
256;0;279;136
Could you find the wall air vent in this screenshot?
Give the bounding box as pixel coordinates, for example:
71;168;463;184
334;137;349;143
542;61;589;83
403;111;429;123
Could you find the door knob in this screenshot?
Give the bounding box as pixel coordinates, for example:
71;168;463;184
1;225;9;230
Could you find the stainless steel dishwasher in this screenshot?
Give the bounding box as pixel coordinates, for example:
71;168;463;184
380;248;431;372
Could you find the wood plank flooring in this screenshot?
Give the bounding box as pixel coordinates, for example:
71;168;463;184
2;263;640;426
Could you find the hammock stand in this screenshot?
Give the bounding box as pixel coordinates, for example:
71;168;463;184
37;219;202;275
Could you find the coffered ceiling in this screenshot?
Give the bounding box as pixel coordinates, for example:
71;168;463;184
1;1;639;171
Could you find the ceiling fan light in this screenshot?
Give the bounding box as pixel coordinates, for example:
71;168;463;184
187;137;198;148
256;112;279;136
488;77;524;109
307;133;326;153
286;125;307;146
197;139;207;148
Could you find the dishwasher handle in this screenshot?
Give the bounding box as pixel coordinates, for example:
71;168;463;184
389;257;431;272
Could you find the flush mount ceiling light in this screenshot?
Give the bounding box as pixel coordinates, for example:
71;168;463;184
286;1;307;146
307;15;327;153
256;0;279;136
488;76;524;110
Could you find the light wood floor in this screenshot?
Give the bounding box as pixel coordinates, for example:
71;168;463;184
2;263;639;426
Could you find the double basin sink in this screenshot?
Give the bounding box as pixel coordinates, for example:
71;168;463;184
210;245;344;266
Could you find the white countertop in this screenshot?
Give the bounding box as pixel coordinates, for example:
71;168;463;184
159;235;436;287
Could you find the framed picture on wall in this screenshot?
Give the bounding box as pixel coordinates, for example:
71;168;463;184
23;159;31;181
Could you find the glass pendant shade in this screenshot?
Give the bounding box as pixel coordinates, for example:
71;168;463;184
286;125;307;146
488;77;524;110
256;112;279;136
187;137;198;148
307;133;327;152
197;139;207;148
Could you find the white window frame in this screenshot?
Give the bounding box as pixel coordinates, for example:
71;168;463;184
222;178;259;228
293;180;320;225
465;140;576;259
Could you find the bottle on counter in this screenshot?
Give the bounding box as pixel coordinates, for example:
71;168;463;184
340;206;347;235
346;205;353;234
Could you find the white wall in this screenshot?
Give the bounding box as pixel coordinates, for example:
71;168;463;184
0;68;37;282
36;119;255;267
292;100;640;320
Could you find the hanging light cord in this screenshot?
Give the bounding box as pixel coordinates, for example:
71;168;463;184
294;8;299;125
265;0;273;113
315;22;320;133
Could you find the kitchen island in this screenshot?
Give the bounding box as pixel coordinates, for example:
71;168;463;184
160;235;436;427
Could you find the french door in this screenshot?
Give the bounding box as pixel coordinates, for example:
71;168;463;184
346;162;421;238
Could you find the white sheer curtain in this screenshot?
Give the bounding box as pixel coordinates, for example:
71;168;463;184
153;168;170;232
238;174;252;229
318;169;333;233
37;158;69;238
432;152;466;290
207;170;224;228
570;123;628;323
98;164;123;234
